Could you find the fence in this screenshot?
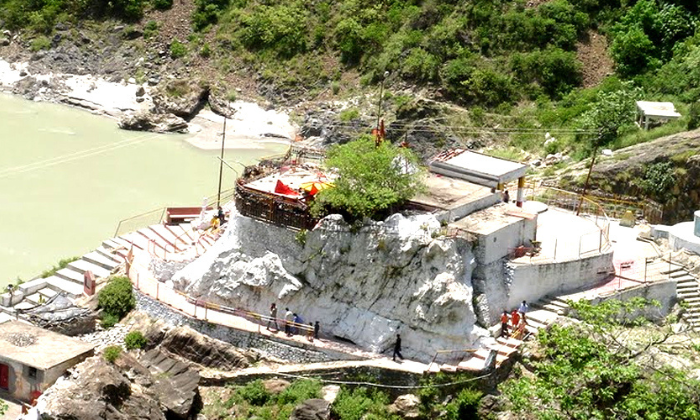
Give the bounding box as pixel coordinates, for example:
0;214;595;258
235;180;319;231
113;187;237;237
130;263;314;336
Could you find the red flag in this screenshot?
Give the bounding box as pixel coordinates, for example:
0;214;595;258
274;180;299;196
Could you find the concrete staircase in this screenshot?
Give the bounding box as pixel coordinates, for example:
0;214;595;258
667;265;700;331
448;296;567;372
0;222;220;315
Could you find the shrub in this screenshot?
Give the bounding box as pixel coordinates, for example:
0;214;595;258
236;380;270;406
339;108;360;122
276;379;321;405
40;256;79;278
332;387;391;420
101;313;119;329
152;0;173;10
124;331;147;350
199;42;211;58
444;388;483;420
170;40;187;58
103;345;122;363
30;36;51;52
98;276;135;320
688;102;700;130
239;4;308;57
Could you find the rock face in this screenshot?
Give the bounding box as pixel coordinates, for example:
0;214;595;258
389;394;421;418
570;128;700;224
35;351;200;420
151;80;209;119
290;399;331;420
171;211;486;362
159;325;255;370
118;111;188;133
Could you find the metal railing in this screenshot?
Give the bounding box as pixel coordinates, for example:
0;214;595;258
113;187;236;238
130;264;315;336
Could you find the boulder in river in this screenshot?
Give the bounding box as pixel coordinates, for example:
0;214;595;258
118;111;188;133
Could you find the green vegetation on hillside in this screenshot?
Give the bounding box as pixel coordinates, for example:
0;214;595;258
2;0;700;159
499;298;700;419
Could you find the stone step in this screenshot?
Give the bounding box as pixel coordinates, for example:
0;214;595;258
472;349;510;365
678;292;700;299
45;276;83;298
13;301;37;310
675;275;697;283
38;288;57;299
109;236;139;252
148;224;184;251
677;284;698;291
686;301;700;308
527;318;548;330
671;270;691;279
496;337;523;348
17;278;48;296
82;251;120;271
137;228;170;251
95;246;125;263
661;265;685;275
684;297;700;303
119;233;148;251
487;344;518;357
55;268;85;285
457;357;487;372
101;238;123;251
25;293;45;305
67;259;111;279
538;303;567;315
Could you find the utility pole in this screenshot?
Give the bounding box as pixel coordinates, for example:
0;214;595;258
375;71;390;131
216;104;229;208
576;132;602;216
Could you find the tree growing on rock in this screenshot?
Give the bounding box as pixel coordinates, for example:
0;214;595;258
312;135;425;221
98;276;136;323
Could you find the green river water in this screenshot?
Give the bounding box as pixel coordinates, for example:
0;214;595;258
0;93;288;287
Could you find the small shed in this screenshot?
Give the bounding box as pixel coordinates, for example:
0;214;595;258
0;321;94;402
636;101;681;130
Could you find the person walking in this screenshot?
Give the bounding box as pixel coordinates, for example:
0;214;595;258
501;310;510;337
519;300;529;322
314;321;320;340
267;303;279;332
392;334;404;362
284;308;293;336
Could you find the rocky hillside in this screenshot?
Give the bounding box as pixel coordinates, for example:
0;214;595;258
560;128;700;224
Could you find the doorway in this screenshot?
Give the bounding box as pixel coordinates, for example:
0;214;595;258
0;363;8;390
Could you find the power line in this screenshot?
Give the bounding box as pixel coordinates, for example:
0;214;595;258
0;132;160;179
265;370;493;390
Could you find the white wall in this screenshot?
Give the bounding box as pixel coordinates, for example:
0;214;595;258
473;217;537;265
506;249;614;310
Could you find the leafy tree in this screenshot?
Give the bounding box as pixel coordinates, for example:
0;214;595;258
640;161;676;202
98;276;136;320
576;82;641;150
312;136;425;221
499;298;700;419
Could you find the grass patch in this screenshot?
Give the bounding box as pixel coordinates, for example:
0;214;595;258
40;256;79;278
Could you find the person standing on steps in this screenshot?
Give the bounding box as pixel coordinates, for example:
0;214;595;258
267;303;278;332
314;321;320;340
501;310;510;337
503;189;510;203
284;308;293;336
511;309;520;330
519;300;529;322
393;334;404;362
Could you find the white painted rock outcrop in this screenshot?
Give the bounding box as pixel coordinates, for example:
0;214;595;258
171;212;487;362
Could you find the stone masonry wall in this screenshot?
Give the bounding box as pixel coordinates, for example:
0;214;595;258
136;292;365;364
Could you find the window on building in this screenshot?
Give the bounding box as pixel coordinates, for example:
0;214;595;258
28;367;37;380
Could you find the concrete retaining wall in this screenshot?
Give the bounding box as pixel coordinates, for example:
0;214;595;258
506;249;614;310
588;280;677;321
136;292;366;364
